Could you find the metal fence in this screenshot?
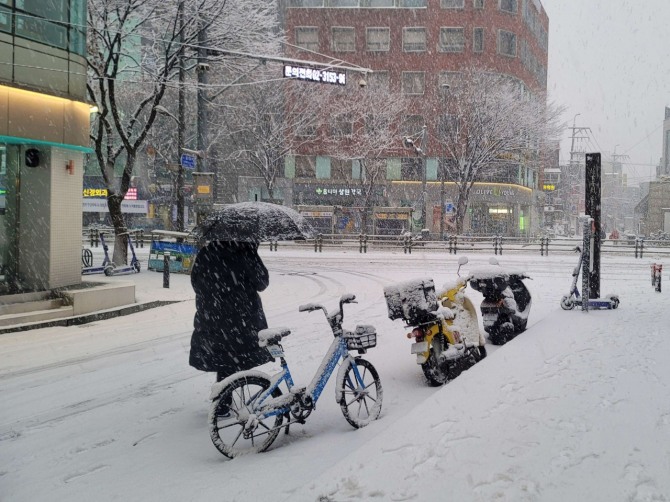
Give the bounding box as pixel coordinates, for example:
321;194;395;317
83;228;670;259
266;233;670;259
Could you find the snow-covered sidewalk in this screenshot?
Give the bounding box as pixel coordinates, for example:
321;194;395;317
1;249;669;502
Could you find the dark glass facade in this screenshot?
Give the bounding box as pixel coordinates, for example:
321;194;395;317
0;0;86;56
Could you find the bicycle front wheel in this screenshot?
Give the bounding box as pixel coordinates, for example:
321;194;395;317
208;374;283;458
337;358;383;429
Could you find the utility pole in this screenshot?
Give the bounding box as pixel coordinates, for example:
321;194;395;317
567;114;591;234
196;15;209;225
176;0;185;232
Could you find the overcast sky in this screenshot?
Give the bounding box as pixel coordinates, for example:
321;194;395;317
542;0;669;186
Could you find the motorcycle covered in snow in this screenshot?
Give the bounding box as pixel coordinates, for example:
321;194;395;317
468;258;532;346
383;257;486;386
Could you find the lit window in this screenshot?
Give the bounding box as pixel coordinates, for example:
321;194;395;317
295;27;319;52
403;27;426;52
439;27;465;53
366;27;390;51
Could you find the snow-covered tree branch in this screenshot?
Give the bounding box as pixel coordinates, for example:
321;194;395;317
433;67;564;234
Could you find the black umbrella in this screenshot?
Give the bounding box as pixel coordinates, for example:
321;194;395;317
191;202;315;243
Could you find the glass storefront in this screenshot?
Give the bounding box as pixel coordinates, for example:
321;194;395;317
0;144;19;292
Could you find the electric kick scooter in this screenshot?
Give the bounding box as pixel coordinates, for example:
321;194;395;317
82;232;113;276
560;246;619;310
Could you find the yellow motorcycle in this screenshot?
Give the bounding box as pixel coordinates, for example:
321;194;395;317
384;257;486;386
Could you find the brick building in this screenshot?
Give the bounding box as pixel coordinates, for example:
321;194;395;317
243;0;550;236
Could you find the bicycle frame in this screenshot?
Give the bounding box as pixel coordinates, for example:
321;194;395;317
254;335;361;420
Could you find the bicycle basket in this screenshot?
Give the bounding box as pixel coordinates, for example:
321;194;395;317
345;325;377;350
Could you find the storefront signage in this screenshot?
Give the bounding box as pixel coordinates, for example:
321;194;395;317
283;65;346;86
301;211;333;217
83;188;108;197
376;212;409;220
543;184;556;191
315;187;363;197
82;199;148;214
472;186;517;197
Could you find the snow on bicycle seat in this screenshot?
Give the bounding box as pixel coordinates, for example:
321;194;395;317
258;328;291;347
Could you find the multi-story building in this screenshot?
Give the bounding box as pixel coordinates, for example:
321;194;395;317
242;0;549;236
0;1;91;292
660;107;670;178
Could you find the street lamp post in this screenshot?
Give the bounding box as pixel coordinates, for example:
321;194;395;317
155;104;185;231
403;124;428;231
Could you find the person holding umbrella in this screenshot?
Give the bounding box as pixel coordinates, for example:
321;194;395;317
188;202;314;383
189;240;273;382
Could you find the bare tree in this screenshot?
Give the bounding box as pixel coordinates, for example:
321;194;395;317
221;75;332;202
87;0;281;264
434;68;564;234
321;85;409;232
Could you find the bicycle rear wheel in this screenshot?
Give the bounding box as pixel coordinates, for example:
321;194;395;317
208;374;283;458
337;358;383;429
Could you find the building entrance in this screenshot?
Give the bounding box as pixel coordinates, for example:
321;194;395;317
0;144;20;292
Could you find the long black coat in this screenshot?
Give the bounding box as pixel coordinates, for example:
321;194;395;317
189;241;273;376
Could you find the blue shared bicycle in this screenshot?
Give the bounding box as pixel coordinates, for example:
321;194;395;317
208;293;383;458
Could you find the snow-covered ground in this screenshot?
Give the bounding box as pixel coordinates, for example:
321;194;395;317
1;247;669;501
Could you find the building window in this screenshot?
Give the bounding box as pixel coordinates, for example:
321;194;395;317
328;0;358;6
331;27;355;52
330;113;354;137
402;72;425;95
387;158;402;180
295;156;316;178
399;0;427;7
438;71;462;93
439;27;465;53
401;158;423;181
0;7;10;33
498;30;517;56
367;71;390;90
366;27;390;51
362;0;395;5
295;27;319;52
473;27;484;52
499;0;517;13
316;156;331;179
289;0;324;5
403;27;426;52
473;0;484;8
296;122;317;138
331;158;352;180
441;0;464;8
401;115;425;137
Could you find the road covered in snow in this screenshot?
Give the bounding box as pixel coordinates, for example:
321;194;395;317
1;249;669;501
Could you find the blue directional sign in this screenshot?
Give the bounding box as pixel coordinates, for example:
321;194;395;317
180;153;196;170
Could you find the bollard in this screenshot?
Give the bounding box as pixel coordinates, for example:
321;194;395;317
359;233;368;253
651;263;662;292
493;235;503;255
448;235;458;255
635;238;645;259
163;253;170;288
544;237;550;256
